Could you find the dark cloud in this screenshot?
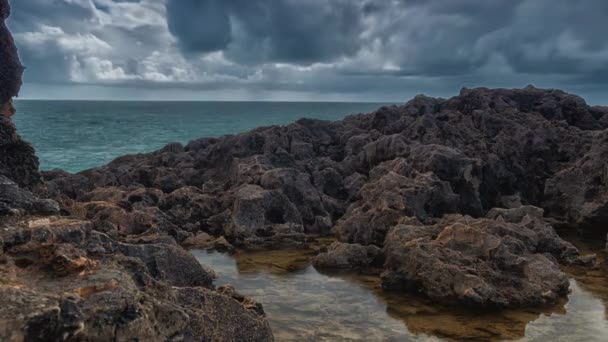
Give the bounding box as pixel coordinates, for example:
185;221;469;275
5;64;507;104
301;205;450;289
9;0;94;33
166;0;365;65
373;0;608;78
166;0;231;53
5;0;608;102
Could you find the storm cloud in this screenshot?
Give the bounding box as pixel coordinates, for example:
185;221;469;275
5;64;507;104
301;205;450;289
167;0;364;65
6;0;608;102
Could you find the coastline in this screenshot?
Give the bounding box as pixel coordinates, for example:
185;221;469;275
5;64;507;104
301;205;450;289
1;0;608;340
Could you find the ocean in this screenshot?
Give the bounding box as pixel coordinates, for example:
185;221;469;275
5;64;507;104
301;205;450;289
13;100;390;173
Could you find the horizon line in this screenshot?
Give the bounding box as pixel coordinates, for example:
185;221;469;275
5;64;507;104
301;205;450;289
14;98;400;104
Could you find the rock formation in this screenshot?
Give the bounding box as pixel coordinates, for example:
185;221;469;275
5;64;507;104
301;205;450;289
0;0;39;190
381;207;578;308
42;84;606;309
2;0;607;333
0;1;273;340
544;129;608;232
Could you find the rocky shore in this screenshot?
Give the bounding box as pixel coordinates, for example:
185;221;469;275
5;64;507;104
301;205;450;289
2;0;608;339
39;83;606;306
0;2;272;340
38;82;607;312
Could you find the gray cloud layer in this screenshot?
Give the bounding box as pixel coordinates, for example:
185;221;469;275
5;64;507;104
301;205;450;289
6;0;608;101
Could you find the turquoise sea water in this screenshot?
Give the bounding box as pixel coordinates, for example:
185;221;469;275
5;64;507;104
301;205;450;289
13;100;389;173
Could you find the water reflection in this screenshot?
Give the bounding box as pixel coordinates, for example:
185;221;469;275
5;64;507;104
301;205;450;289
191;243;608;341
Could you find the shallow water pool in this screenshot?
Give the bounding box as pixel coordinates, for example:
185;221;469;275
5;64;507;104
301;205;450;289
192;243;608;341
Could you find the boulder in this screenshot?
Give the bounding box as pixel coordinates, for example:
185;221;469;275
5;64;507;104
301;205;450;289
226;184;303;242
0;218;273;341
381;210;578;308
312;241;382;270
333;171;458;246
0;175;59;216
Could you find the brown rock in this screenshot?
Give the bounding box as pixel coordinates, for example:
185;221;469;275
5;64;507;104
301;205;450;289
381;210;575;308
312;241;382;270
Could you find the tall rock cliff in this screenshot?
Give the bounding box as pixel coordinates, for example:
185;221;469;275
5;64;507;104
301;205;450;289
0;0;41;190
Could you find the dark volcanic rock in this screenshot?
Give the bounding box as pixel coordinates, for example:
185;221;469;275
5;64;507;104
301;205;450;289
46;86;605;242
544;129;608;231
0;117;42;190
381;207;577;308
0;0;39;190
42;84;607;308
0;0;22;106
312;241;382;270
0;175;59;215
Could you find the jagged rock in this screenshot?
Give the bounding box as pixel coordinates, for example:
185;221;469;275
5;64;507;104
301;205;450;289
333;170;459;246
544;130;608;231
0;0;38;190
226;184;303;242
260;167;334;233
0;117;41;190
85;231;214;288
36;83;608;310
182;232;215;248
312;241;382;270
0;217;273;341
183;232;235;252
408;144;483;215
217;284;266;317
38;243;95;276
0;175;59;215
381;208;579;308
45;86;606;246
0;0;21;106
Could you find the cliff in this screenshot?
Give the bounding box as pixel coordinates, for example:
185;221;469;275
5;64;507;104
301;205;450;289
0;0;40;190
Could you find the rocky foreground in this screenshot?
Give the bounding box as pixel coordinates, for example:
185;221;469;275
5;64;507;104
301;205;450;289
0;2;273;341
2;0;608;339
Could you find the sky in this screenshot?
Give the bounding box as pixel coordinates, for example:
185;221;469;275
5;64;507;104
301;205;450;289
6;0;608;103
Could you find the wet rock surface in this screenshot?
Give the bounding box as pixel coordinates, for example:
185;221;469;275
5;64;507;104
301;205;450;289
42;85;608;308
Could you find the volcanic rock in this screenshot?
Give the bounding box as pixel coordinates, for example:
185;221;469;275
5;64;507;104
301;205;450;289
0;175;59;216
544;129;608;231
41;84;608;308
312;241;382;270
381;208;576;308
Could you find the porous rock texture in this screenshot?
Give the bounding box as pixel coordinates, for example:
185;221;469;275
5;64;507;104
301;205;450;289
0;2;273;340
381;207;578;307
312;241;382;270
3;2;606;317
45;85;606;308
0;0;38;190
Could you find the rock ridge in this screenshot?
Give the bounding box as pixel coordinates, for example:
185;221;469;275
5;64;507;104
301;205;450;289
42;84;607;309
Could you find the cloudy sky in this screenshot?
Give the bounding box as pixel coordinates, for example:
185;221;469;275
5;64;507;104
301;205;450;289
7;0;608;102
